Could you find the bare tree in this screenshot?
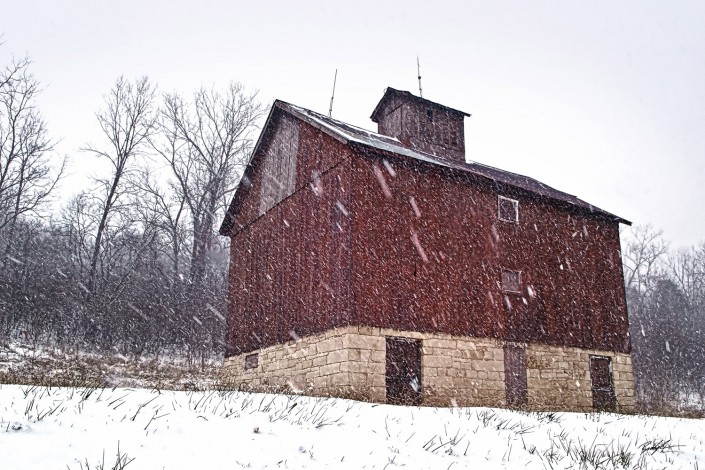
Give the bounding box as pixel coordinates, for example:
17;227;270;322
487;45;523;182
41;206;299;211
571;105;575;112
132;168;189;283
82;76;156;294
668;243;705;311
622;224;669;298
154;83;263;283
61;192;97;278
622;226;705;409
0;75;255;363
0;55;64;250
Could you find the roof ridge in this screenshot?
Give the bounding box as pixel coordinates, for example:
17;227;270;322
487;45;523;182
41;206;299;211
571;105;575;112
280;101;402;144
278;100;461;163
273;99;628;224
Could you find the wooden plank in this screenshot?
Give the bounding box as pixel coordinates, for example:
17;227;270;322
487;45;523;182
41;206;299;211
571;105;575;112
224;111;630;358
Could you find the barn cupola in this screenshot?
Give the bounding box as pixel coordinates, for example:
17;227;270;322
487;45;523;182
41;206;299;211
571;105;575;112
370;87;471;163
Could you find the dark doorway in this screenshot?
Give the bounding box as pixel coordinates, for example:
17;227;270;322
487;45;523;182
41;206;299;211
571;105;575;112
504;343;528;406
385;337;422;405
590;355;616;410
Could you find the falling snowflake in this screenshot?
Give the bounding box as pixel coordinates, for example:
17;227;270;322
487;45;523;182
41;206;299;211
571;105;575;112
410;230;429;263
206;304;225;322
527;285;536;299
503;295;513;310
382;159;397;177
409;196;422;218
491;225;500;242
335;201;350;216
77;282;90;294
310;170;323;196
373;164;393;199
128;302;149;321
6;256;23;265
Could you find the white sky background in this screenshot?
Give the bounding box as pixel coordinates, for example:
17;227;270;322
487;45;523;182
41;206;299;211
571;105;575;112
1;0;704;248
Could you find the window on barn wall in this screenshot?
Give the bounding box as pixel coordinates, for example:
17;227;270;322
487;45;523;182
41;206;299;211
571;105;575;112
244;353;259;370
498;195;519;222
502;269;522;293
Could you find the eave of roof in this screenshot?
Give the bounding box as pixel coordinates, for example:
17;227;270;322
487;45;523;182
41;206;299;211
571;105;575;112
218;102;279;236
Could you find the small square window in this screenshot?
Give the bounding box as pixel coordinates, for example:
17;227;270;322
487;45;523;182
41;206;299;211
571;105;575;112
245;353;259;370
502;269;521;293
498;196;519;222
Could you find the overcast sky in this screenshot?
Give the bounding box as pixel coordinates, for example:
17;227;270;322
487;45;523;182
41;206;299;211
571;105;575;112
2;0;704;248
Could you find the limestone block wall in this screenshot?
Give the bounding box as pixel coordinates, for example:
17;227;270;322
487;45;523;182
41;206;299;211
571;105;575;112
223;327;384;401
526;344;635;412
223;326;635;411
222;326;506;406
416;334;505;407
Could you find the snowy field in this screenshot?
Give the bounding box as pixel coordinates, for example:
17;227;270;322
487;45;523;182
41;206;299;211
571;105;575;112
1;384;704;469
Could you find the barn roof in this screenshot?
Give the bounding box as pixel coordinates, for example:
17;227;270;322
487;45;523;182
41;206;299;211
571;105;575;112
220;100;629;235
278;101;630;225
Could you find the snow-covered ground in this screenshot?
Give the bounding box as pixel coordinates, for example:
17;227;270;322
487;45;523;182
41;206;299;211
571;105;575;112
1;384;703;469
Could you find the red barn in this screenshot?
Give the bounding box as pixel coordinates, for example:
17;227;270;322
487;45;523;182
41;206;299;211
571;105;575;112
219;88;635;411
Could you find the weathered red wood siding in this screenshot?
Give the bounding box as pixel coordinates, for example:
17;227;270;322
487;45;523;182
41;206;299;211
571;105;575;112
225;114;353;356
225;110;630;357
348;151;630;353
375;95;466;163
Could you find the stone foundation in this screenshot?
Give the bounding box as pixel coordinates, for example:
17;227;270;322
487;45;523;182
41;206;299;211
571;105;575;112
222;326;635;412
526;343;635;412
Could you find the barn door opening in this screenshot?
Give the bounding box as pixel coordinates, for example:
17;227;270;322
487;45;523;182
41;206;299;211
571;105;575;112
385;337;422;405
590;355;616;410
504;343;527;407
